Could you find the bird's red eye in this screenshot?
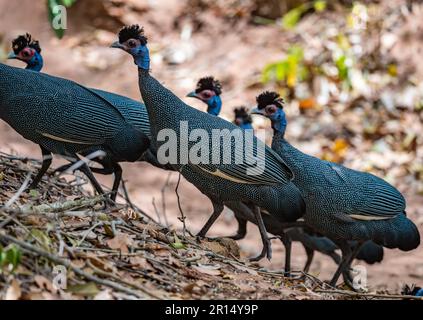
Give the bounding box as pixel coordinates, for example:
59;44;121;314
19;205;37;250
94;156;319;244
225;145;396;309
128;40;137;48
203;92;211;99
266;105;277;114
22;49;31;57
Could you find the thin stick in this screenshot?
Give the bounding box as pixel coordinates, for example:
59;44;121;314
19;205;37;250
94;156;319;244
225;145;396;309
0;232;148;299
87;261;162;300
4;173;32;208
314;289;423;300
161;173;172;227
175;172;188;237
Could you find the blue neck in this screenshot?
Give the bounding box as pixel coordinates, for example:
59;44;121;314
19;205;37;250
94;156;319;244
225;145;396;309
239;122;253;130
206;95;222;116
26;52;43;72
272;117;287;138
133;45;150;71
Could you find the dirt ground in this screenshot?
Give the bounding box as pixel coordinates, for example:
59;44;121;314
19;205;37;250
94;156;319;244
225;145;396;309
0;0;422;293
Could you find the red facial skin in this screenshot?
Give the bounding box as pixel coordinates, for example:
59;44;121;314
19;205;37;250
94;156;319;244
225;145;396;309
196;89;216;102
17;47;36;62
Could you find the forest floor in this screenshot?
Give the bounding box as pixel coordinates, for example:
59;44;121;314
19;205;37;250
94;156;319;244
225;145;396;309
0;0;422;299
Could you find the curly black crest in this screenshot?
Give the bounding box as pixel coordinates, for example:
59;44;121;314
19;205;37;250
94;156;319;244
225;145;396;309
12;33;41;54
195;77;222;95
118;25;148;45
402;284;422;296
234;106;252;123
256;91;284;109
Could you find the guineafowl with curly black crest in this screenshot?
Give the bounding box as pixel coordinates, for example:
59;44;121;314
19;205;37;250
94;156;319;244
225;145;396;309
251;91;420;286
111;25;307;261
1;34;156;201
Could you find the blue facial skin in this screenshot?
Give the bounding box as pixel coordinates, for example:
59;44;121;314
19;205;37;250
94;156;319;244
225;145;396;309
26;51;44;72
416;288;423;297
269;108;287;135
206;95;222;116
131;45;150;70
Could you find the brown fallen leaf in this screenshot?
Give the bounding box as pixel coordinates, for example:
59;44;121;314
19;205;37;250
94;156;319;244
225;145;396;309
128;256;155;271
192;264;222;276
5;279;22;300
106;232;135;253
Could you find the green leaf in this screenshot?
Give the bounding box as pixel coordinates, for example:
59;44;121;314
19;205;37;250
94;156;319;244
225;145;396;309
314;0;327;12
170;234;186;250
0;244;22;272
29;189;39;198
282;7;304;30
67;282;100;297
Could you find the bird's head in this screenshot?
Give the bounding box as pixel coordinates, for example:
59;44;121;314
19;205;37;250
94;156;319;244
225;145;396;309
251;91;286;132
111;25;150;70
187;77;222;116
8;33;43;71
233;106;253;128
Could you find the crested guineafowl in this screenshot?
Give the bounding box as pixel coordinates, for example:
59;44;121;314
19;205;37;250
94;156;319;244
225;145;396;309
5;33;161;201
1;36;152;201
111;25;306;261
251;91;420;286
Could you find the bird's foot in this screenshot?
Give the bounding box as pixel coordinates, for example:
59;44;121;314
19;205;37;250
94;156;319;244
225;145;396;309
229;233;245;241
249;238;272;262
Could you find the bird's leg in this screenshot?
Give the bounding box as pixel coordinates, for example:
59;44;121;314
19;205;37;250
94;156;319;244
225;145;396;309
53;163;74;175
197;201;224;238
250;206;272;261
303;246;315;274
224;201;252;240
280;233;292;276
230;216;248;240
89;161;122;202
72;155;106;197
110;163;122;202
29;146;53;189
329;240;352;287
342;242;365;291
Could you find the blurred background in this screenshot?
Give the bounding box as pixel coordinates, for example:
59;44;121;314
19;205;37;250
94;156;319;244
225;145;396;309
0;0;422;291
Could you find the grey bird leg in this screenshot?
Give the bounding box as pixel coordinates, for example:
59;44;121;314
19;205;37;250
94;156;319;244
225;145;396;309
69;154;106;197
303;246;315;274
250;206;272;261
29;146;53;189
280;233;292;276
197;201;224;238
89;162;123;202
329;240;356;287
231;216;248;240
342;243;365;290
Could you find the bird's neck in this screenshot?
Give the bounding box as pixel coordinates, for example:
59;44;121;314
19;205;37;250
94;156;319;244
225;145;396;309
206;96;222;116
239;122;253;130
133;46;150;71
26;52;43;72
271;120;308;177
138;68;189;139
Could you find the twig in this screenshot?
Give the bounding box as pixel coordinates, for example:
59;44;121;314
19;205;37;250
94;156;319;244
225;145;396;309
161;173;172;228
1;196;105;216
175;172;188;237
0;232;148;299
87;261;162;300
314;289;423;300
4;172;32;208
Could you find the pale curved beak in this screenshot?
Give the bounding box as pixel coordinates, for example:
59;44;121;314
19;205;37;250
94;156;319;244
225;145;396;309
250;107;265;115
187;91;199;99
110;41;124;49
7;52;17;60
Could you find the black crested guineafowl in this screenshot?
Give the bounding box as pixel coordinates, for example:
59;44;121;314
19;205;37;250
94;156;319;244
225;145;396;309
187;76;384;278
5;33;160;201
1;44;151;201
111;25;306;261
251;91;420;286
